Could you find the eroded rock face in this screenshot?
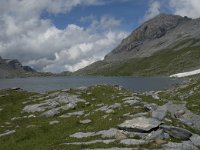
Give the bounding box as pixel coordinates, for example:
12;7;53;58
118;117;161;132
160;125;192;140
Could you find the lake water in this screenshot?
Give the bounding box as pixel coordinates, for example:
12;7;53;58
0;76;182;92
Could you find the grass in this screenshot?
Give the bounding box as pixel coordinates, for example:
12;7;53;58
0;85;148;150
0;78;200;149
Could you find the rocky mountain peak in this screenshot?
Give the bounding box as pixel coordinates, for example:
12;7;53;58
105;14;193;59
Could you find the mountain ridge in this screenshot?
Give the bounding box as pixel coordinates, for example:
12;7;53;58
75;14;200;76
0;56;36;78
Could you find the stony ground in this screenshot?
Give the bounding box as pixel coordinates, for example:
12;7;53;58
0;76;200;150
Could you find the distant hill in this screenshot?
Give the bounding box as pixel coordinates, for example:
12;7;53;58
0;56;37;78
75;14;200;76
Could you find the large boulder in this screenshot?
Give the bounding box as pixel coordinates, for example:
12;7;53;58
118;117;161;132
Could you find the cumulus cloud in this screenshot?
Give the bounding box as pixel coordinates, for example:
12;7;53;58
141;0;161;22
0;0;128;73
169;0;200;18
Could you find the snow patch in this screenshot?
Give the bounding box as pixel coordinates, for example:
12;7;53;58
170;69;200;78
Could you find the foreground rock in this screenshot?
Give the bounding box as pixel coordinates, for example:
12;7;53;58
160;125;192;140
162;141;198;150
118;117;161;132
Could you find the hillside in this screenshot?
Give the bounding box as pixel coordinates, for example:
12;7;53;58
75;14;200;76
0;56;37;78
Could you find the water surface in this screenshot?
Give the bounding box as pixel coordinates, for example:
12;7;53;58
0;76;182;92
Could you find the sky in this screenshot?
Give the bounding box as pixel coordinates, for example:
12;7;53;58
0;0;200;73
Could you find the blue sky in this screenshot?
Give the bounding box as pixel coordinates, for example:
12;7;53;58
42;0;171;31
0;0;199;73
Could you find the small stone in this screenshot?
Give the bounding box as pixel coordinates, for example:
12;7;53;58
175;110;185;118
79;119;92;124
155;139;168;145
49;120;60;125
115;130;127;140
144;103;158;111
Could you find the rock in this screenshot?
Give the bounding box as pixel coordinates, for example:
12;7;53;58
97;128;118;138
122;96;141;101
155;139;168;145
120;139;148;145
125;131;148;139
62;139;115;145
190;134;200;146
49;120;60;125
41;108;60;117
145;129;168;140
144;103;158;111
175;109;185;118
162;141;198;150
60;111;84;118
160;125;192;140
79;119;92;124
28;114;36;118
0;130;16;137
118;117;161;132
70;132;95;138
84;148;132;150
60;103;76;110
151;108;167;120
109;103;121;109
11;87;21;91
123;100;140;106
115;130;127;140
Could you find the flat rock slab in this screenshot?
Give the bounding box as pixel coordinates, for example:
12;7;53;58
120;139;148;145
62;139;115;145
160;125;192;140
70;132;95;138
118;117;161;132
70;128;119;139
162;141;198;150
164;102;200;130
152;108;167;120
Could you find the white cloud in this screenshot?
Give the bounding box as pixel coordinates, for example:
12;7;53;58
91;15;122;30
141;0;161;22
0;0;127;73
169;0;200;18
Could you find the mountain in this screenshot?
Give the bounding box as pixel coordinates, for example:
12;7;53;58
75;14;200;76
0;56;36;78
